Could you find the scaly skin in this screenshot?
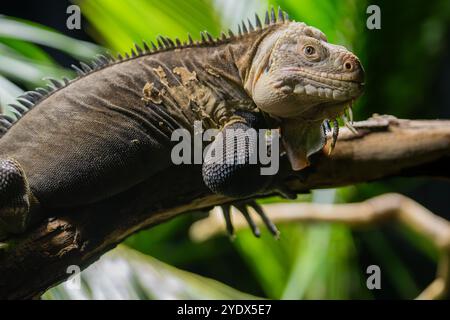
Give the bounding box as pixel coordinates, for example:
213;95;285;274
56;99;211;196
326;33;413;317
0;9;364;237
246;21;364;169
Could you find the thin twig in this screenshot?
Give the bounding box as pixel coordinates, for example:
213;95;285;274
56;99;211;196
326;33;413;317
190;193;450;299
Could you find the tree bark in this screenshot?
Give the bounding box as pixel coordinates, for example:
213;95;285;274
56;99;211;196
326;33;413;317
0;115;449;299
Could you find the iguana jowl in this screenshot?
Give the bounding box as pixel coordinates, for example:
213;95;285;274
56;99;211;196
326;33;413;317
0;9;364;238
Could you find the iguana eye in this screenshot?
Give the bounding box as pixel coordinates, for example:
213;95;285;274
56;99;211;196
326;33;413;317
304;45;316;56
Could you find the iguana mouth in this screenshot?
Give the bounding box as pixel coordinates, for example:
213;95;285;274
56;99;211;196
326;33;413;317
283;66;364;83
274;66;365;101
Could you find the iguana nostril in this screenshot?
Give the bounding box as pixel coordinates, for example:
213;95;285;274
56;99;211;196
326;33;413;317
342;58;365;82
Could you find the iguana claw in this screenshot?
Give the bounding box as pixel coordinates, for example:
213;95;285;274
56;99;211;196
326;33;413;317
220;200;280;239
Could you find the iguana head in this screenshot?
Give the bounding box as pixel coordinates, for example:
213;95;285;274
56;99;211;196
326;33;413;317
245;21;365;170
247;21;364;120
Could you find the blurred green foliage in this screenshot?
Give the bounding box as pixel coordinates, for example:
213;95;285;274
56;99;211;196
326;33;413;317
0;0;447;299
0;14;102;114
43;245;258;300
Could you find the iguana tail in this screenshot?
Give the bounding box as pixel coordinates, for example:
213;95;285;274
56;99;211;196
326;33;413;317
0;158;38;237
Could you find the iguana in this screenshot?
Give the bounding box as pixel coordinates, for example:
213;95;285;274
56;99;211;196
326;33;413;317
0;8;364;240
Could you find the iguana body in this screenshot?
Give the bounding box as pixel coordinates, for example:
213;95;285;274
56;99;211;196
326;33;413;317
0;9;364;236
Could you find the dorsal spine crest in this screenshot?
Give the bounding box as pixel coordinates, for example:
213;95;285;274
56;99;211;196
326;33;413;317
1;7;290;136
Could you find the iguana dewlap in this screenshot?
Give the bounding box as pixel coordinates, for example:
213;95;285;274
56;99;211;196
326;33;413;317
0;9;364;237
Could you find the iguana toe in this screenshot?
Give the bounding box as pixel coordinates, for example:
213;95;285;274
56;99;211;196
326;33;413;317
220;200;279;239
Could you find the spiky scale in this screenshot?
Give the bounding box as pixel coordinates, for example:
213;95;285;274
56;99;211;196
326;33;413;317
199;32;205;43
87;61;97;70
166;37;175;47
62;77;70;85
80;62;92;72
241;21;248;34
31;90;43;97
228;29;235;38
161;37;169;48
90;60;99;69
205;31;214;43
175;38;181;47
0;118;12;127
17;97;33;107
255;13;262;28
157;38;164;49
285;12;290;21
104;52;115;61
159;36;169;47
238;25;242;36
135;43;143;54
117;53;123;60
19;93;33;102
22;91;40;102
10;109;22;118
10;104;27;114
71;64;85;76
270;7;276;23
33;92;43;100
142;41;150;53
278;7;284;22
1;115;15;123
17;97;34;108
131;49;137;57
0;119;11;127
94;57;105;67
98;54;109;64
220;32;227;41
247;19;254;32
47;78;63;88
125;52;130;59
150;41;158;51
36;87;48;95
99;56;108;65
265;10;270;25
188;34;194;45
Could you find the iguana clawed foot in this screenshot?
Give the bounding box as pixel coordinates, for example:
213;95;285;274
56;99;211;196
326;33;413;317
0;158;35;239
220;200;279;239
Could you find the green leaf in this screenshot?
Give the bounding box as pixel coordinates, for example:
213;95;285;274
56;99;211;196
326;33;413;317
77;0;222;52
43;246;260;300
0;15;103;60
0;45;72;87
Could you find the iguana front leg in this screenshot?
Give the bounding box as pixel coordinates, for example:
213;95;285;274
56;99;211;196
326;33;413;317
0;158;39;239
202;111;295;237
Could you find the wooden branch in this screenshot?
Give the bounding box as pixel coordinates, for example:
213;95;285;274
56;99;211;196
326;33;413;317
0;115;449;299
190;193;450;299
